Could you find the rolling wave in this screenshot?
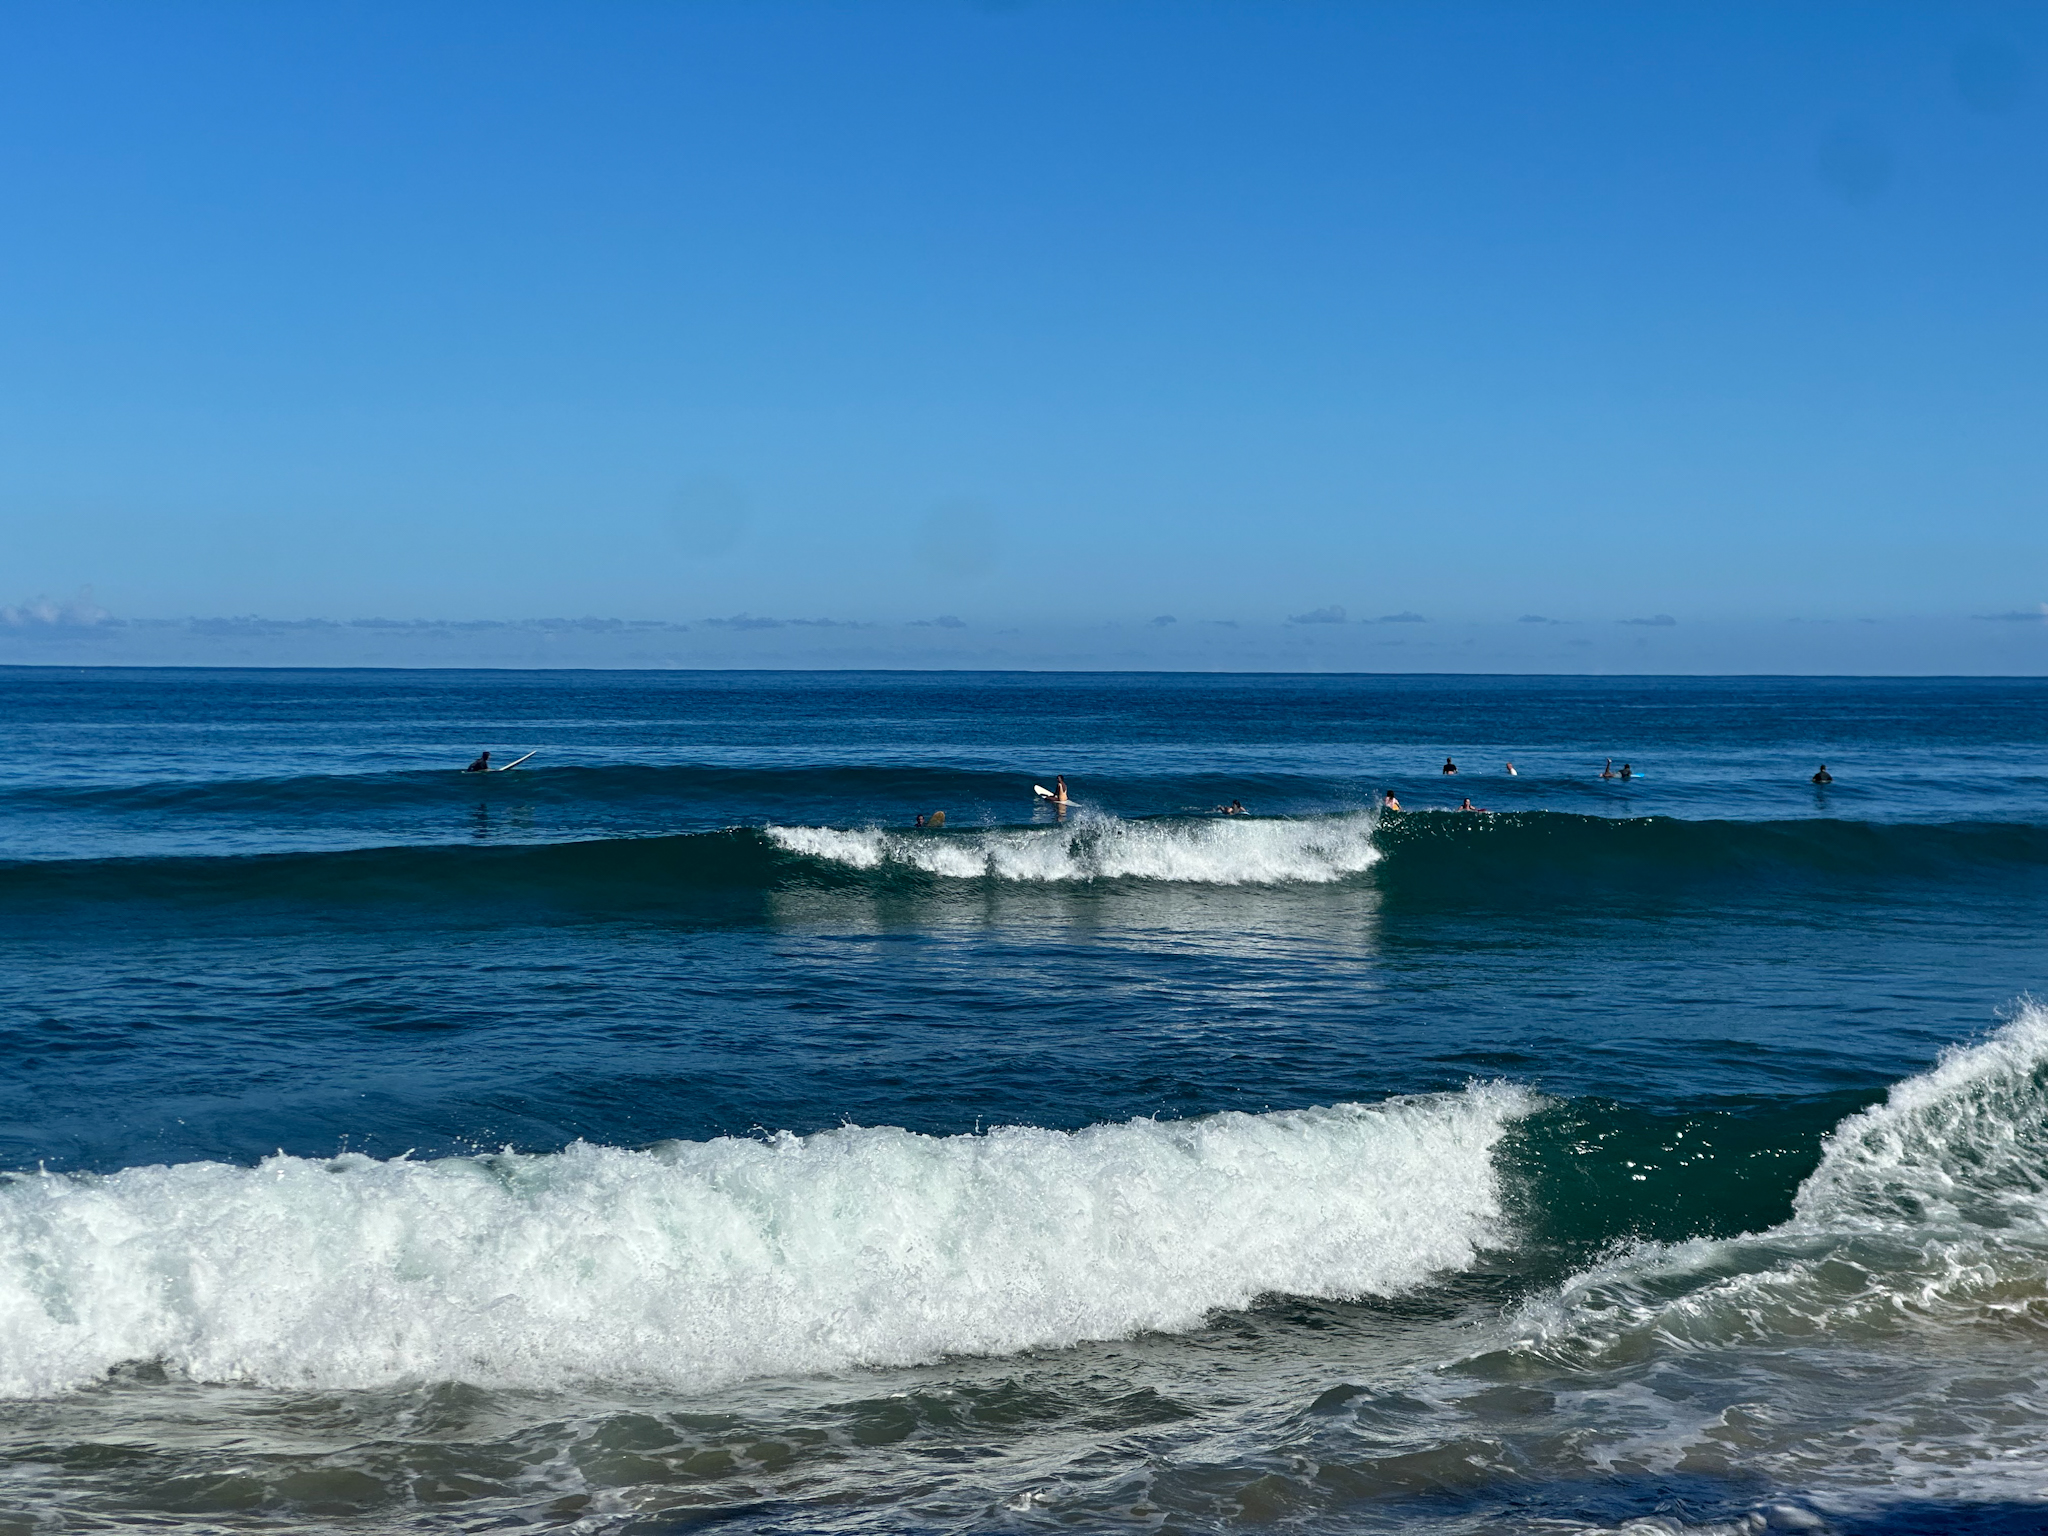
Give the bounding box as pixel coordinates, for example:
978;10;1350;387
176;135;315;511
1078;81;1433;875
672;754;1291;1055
2;812;2039;916
0;762;1036;818
0;1085;1534;1397
1513;1002;2048;1362
767;813;1381;884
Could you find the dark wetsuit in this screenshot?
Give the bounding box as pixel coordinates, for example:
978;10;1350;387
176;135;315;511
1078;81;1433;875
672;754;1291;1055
465;754;491;773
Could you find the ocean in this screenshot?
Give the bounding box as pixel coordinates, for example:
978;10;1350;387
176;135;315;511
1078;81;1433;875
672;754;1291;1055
2;668;2046;1535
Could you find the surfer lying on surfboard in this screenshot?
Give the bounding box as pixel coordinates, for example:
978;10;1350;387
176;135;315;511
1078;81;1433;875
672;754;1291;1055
1033;775;1069;808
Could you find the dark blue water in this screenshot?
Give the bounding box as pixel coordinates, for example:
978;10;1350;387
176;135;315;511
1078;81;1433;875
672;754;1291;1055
3;669;2047;1535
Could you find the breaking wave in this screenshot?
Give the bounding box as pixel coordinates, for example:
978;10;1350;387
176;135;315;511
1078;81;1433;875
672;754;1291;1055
766;812;1382;885
0;1084;1534;1398
1514;1002;2048;1361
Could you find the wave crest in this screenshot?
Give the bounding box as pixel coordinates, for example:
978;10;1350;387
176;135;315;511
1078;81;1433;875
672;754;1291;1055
766;813;1381;885
0;1084;1534;1398
1513;1004;2048;1363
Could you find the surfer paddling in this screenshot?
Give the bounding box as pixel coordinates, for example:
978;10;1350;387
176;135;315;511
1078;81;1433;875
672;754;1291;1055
462;749;537;773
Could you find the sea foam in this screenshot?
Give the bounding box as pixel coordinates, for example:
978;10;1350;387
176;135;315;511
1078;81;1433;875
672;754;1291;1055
0;1085;1532;1398
1515;1002;2048;1361
765;812;1380;885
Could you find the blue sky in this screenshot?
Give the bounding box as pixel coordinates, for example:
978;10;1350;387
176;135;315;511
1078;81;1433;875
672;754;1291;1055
2;0;2044;669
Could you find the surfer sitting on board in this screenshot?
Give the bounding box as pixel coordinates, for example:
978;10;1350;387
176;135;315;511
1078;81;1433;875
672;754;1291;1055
1812;765;1833;784
1034;775;1069;808
464;751;491;772
1441;757;1457;774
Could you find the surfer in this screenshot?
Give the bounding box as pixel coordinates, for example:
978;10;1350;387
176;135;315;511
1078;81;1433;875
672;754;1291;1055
1619;763;1633;780
1505;762;1517;775
1458;797;1487;813
1601;759;1615;779
464;750;491;773
1220;799;1248;816
1441;757;1457;774
1812;765;1833;784
1382;790;1402;812
1035;775;1069;808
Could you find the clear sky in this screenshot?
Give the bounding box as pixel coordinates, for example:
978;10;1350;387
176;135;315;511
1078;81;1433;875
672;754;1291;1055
2;1;2044;669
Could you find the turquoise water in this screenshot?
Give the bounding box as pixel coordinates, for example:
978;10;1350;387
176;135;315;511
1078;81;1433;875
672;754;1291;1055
2;669;2046;1533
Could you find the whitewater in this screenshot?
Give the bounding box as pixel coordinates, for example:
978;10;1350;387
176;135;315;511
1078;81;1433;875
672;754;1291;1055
766;811;1382;884
0;1087;1527;1398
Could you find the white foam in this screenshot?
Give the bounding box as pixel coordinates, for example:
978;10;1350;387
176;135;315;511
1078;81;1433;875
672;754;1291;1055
1514;1003;2048;1360
765;812;1380;885
0;1084;1534;1398
1792;999;2048;1235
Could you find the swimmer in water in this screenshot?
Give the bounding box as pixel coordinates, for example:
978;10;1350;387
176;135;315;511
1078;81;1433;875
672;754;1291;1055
1812;765;1833;784
464;750;491;773
1382;790;1402;812
1505;762;1517;775
1600;759;1615;779
1441;757;1458;774
1458;797;1487;812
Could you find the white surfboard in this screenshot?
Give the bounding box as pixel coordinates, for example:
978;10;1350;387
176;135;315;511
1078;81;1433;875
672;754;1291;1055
495;751;537;771
1033;783;1055;800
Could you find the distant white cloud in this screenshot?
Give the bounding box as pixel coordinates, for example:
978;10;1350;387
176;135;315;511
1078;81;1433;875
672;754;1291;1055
1149;614;1177;627
909;615;967;628
1518;614;1560;625
1974;604;2048;622
1287;605;1346;624
705;614;871;629
2;587;109;629
1620;614;1677;627
1374;611;1427;624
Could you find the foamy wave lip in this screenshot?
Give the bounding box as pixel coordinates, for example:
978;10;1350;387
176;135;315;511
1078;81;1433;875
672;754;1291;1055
765;812;1381;885
0;1084;1535;1398
1513;1001;2048;1360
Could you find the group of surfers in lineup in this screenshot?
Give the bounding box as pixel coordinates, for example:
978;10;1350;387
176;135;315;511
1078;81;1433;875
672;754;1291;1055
458;750;1835;824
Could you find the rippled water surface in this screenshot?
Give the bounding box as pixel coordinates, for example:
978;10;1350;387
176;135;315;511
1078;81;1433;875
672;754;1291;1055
2;669;2047;1534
